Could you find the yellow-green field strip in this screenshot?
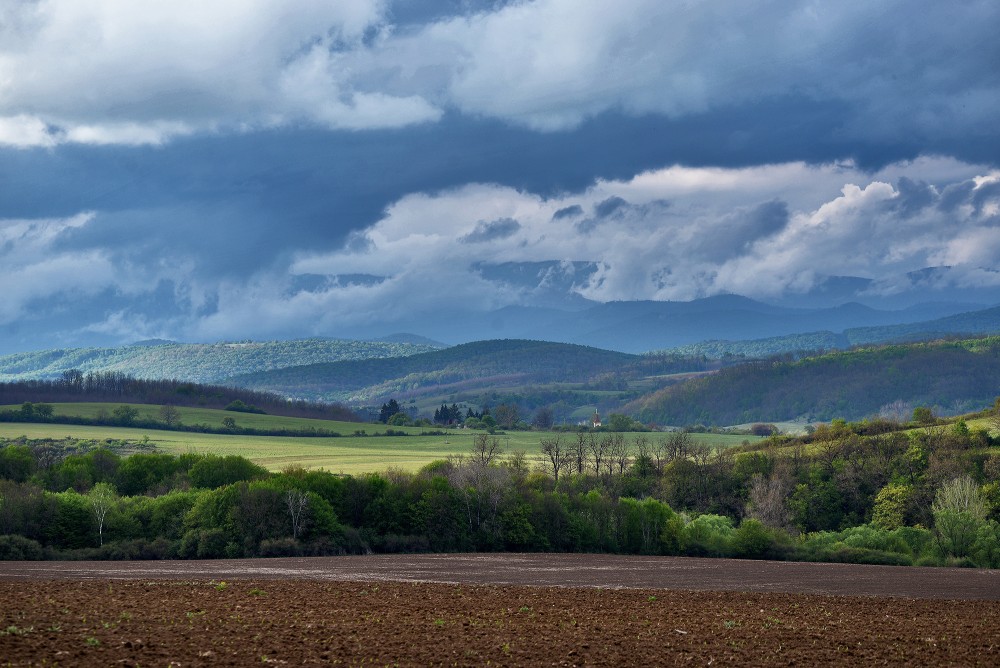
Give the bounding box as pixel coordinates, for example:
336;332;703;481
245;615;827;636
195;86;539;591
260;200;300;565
0;403;759;473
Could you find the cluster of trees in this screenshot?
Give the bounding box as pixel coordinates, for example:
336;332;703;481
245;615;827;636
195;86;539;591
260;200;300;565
433;403;463;425
2;409;999;566
0;372;356;421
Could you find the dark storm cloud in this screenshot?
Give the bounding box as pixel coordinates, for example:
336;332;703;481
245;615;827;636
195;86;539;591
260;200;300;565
0;1;998;350
460;217;521;243
552;205;583;220
893;178;936;217
594;196;629;219
690;200;790;263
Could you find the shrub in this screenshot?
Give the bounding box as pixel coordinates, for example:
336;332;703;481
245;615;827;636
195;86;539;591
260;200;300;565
258;538;302;558
0;534;44;560
732;519;773;559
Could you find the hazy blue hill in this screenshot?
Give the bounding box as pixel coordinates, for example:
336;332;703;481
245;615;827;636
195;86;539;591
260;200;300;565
651;304;1000;360
0;338;439;384
845;306;1000;345
664;331;849;359
226;339;640;403
516;297;987;353
630;336;1000;425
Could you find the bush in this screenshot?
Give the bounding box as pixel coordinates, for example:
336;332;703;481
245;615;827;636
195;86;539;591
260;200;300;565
732;519;773;559
258;538;302;558
683;514;734;557
0;534;44;560
224;400;265;414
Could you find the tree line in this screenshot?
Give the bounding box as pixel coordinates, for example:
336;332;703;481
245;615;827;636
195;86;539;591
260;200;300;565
2;408;999;567
0;371;357;421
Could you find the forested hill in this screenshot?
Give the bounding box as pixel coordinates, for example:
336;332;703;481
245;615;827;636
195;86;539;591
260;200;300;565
629;336;1000;425
0;338;440;384
660;305;1000;360
226;339;641;403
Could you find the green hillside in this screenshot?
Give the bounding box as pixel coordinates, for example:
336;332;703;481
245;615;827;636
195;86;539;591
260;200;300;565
227;339;641;403
0;338;439;384
630;336;1000;425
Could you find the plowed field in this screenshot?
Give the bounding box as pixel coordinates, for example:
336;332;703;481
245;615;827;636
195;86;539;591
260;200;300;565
1;555;998;666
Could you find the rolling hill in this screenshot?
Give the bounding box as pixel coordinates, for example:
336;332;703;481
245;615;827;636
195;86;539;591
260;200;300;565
628;336;1000;425
658;305;1000;360
225;339;645;403
0;338;441;384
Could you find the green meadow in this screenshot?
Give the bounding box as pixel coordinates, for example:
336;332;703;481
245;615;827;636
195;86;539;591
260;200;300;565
0;402;759;473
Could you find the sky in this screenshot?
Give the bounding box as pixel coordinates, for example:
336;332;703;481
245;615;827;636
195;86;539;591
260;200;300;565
1;0;999;352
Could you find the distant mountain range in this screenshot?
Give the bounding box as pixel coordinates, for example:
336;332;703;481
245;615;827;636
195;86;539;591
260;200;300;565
337;295;998;353
665;305;1000;358
2;293;1000;427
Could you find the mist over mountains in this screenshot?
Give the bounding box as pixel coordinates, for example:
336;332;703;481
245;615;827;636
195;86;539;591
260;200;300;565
333;293;996;354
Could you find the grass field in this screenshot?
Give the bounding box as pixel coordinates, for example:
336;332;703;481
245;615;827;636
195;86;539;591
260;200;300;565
0;404;759;473
0;402;422;435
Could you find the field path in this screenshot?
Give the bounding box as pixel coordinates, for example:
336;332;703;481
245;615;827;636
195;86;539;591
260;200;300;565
1;553;997;599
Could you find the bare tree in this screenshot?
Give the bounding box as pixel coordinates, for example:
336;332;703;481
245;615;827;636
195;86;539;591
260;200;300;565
587;433;607;475
663;432;693;461
607;433;631;475
158;404;181;426
285;489;309;540
471;433;504;468
571;432;587;474
632;435;651;461
448;436;510;538
539;436;571;484
745;467;793;531
493;404;520;430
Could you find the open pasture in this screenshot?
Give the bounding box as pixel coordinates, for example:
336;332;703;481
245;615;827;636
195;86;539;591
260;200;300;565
0;417;757;473
0;402;409;435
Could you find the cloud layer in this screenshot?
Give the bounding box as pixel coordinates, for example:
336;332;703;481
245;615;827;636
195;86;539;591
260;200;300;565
1;2;998;352
6;156;996;346
1;0;997;147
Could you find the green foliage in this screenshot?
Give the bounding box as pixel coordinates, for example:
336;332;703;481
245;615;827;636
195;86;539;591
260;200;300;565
387;412;413;427
871;483;911;531
0;534;44;560
224;400;265;414
932;476;988;559
683;514;734;556
732;519;772;558
0;407;997;568
189;455;268;489
45;491;93;549
912;406;935;425
0;444;37;482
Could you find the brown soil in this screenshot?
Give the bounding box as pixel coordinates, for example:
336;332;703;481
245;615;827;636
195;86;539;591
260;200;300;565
1;555;998;666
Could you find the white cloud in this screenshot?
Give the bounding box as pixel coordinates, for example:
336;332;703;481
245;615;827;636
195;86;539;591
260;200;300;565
1;0;995;147
8;157;999;342
0;213;117;321
0;0;439;146
0;115;58;148
404;0;1000;136
286;157;1000;313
